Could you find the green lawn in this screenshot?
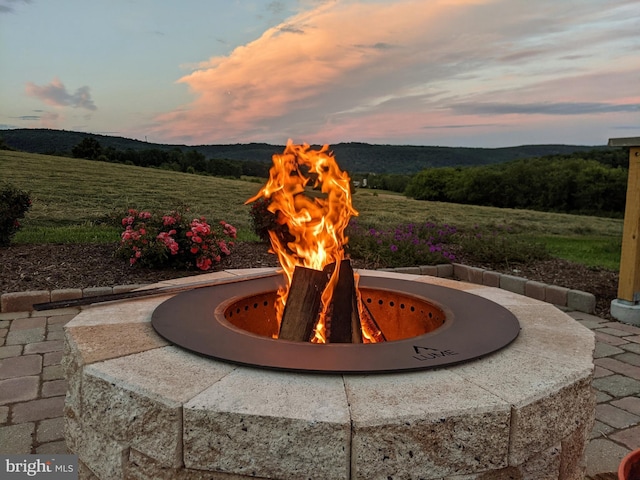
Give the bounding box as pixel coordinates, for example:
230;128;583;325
2;150;624;270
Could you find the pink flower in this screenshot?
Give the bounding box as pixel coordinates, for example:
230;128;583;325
138;211;152;219
218;240;230;256
196;257;212;271
190;246;199;254
162;215;176;226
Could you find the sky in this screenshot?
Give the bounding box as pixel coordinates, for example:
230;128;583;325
1;0;638;148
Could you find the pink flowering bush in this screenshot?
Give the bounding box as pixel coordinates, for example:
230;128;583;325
116;208;237;270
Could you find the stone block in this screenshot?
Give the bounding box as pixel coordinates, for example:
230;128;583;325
82;286;113;298
113;284;148;294
1;291;50;313
499;274;527;295
525;280;546;301
65;322;168;366
65;415;128;480
467;266;485;285
0;405;7;423
519;443;561;480
453;345;594;466
346;369;510;479
567;289;596;314
82;346;235;467
125;448;250;480
507;304;595;367
184;368;351;480
51;288;83;303
508;376;594;465
393;266;421;275
437;263;454;278
453;263;470;281
559;421;591;480
546;285;569;307
419;265;439;276
482;270;501;288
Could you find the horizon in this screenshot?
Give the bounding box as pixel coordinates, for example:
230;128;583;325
2;127;612;149
1;1;638;148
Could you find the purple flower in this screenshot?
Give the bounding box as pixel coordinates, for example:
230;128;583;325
390;244;398;252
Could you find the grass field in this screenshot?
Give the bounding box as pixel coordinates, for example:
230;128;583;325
1;150;623;269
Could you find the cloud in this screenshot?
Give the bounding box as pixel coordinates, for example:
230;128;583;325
0;0;30;14
150;0;640;145
25;78;97;111
451;102;639;116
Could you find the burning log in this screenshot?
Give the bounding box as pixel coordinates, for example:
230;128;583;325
327;260;362;343
278;263;335;342
278;259;371;343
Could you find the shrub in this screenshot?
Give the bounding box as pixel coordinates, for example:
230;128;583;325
0;183;32;246
346;220;457;268
115;207;237;270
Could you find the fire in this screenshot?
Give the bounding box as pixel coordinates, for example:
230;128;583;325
246;140;357;342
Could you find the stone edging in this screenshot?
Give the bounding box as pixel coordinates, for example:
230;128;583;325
0;263;596;314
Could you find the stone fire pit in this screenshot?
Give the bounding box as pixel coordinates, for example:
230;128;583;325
63;268;595;480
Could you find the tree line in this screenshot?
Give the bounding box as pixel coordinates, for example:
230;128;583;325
71;137;270;178
71;136;628;217
404;151;628;217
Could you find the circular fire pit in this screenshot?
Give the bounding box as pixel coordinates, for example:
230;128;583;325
151;273;520;373
63;269;595;480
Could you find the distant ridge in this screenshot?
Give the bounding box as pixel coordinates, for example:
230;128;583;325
0;128;610;174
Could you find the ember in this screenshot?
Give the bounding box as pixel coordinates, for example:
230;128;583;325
246;140;370;343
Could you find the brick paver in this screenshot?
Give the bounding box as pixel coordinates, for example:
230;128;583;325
0;376;39;405
610;424;640;450
611;396;640;416
0;354;42;379
11;396;66;423
596;403;640;429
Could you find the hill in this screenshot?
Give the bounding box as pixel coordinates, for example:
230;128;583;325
0;128;612;174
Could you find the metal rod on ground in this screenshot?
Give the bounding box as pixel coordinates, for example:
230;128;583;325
32;270;282;311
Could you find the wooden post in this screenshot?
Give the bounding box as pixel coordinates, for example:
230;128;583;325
609;137;640;303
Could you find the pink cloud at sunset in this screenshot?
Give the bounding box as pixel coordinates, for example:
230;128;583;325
148;0;639;146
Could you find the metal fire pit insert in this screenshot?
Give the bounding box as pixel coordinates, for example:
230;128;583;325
151;272;520;373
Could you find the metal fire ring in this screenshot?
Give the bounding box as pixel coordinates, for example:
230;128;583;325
151;273;520;374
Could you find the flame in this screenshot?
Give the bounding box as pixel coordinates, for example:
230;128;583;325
246;140;357;341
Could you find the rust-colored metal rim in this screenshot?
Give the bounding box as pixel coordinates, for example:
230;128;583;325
151;273;520;374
